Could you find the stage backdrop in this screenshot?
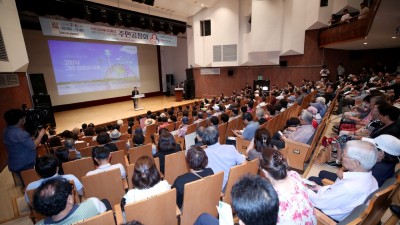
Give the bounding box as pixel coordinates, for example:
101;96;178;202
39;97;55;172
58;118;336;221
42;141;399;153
23;29;160;106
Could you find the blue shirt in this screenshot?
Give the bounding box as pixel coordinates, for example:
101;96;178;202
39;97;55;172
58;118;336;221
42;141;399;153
205;143;245;189
242;121;260;140
3;126;36;172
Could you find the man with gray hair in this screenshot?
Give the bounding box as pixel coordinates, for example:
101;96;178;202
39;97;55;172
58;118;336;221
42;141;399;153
308;140;378;221
64;138;81;159
203;126;245;190
272;110;316;149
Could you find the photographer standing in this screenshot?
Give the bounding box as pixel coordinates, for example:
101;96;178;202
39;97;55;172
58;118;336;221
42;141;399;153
3;109;46;186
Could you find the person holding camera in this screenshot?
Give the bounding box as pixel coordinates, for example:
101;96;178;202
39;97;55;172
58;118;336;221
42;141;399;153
3;108;46;186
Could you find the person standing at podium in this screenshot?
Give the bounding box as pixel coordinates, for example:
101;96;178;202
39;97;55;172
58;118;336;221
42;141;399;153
132;87;139;109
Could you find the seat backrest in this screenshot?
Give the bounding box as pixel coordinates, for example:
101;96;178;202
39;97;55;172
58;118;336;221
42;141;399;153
122;189;177;225
74;141;88;151
21;168;40;187
281;139;310;171
114;140;127;151
164;123;175;132
222;159;259;205
198;119;208;128
82;168;125;211
236;137;251;156
218;123;228;145
88;139;98;147
174;136;185;150
73;210;115;225
62;157;96;182
164;151;189;184
180;171;224;225
360;178;397;225
186;123;197;135
145;124;157;135
128;144;153;164
79;146;94;158
225;117;237;137
110;150;128;170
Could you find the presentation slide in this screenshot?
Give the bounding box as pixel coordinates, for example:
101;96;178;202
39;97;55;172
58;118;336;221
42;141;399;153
48;40;140;95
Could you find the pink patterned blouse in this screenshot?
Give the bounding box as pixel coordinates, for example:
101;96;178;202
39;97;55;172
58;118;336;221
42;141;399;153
275;171;316;225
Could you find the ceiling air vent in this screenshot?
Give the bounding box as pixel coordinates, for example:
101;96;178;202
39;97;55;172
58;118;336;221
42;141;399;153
0;73;20;88
0;29;9;62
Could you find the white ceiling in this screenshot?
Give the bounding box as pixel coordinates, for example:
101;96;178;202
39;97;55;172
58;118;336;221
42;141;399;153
89;0;400;51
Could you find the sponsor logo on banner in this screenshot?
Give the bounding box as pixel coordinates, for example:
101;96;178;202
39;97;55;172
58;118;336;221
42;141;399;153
40;17;177;47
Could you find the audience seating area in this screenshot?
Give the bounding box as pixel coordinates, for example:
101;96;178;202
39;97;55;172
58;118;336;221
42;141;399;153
18;84;400;225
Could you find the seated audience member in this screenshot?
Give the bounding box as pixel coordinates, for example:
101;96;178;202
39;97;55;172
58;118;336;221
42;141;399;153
96;132;118;152
193;175;279;225
154;132;180;174
83;127;95;137
194;126;206;146
310;135;400;187
123;156;170;204
358;2;369;19
33;177;107;225
193;111;204;124
233;113;260;141
311;96;327;117
246;128;276;160
172;146;214;208
307;140;378;221
64;138;81;159
54;146;69;175
256;108;267;125
86;146;126;179
272;110;315;149
157;116;170;132
220;113;229;124
177;116;189;137
132;130;145;147
49;136;62;148
203;126;245;189
210;116;219;127
229;108;241;121
260;150;316;224
110;129;121;142
25;155;83;204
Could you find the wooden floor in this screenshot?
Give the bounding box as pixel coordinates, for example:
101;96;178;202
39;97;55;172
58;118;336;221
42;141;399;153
54;95;197;132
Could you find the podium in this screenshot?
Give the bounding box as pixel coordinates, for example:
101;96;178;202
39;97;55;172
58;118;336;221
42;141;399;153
131;94;145;111
175;88;184;102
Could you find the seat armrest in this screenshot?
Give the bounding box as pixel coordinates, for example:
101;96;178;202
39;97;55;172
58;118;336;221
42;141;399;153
314;208;336;225
114;204;124;225
322;178;334;186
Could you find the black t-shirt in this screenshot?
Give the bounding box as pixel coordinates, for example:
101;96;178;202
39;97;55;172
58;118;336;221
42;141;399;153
172;168;214;208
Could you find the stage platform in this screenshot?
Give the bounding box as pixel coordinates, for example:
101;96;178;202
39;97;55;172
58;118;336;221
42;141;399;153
54;96;197;132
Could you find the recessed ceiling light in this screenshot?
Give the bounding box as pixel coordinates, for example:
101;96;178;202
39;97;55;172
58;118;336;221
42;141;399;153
363;42;367;45
201;3;204;7
392;36;397;39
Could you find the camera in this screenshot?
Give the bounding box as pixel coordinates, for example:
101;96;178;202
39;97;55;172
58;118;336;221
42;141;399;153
24;108;52;137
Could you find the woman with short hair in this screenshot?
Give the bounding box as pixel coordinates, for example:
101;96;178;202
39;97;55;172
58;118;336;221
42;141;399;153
246;128;276;160
154;131;180;174
172;146;214;208
124;156;170;204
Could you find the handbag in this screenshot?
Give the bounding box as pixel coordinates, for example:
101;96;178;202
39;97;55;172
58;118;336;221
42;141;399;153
314;145;332;165
339;123;356;132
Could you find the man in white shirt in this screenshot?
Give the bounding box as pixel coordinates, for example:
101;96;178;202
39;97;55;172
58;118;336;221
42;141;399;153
86;146;126;178
307;140;378;221
358;2;369;19
340;9;352;23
